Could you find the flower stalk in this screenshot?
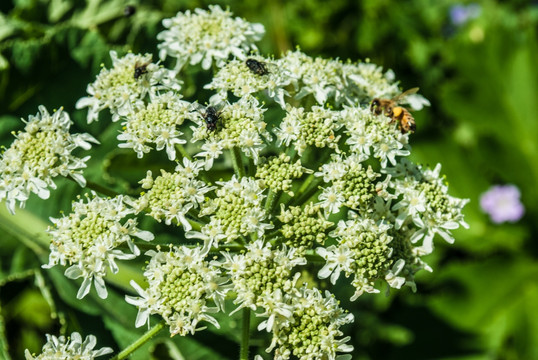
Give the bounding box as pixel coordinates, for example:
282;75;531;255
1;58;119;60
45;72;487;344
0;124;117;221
230;147;246;178
110;321;166;360
240;308;251;360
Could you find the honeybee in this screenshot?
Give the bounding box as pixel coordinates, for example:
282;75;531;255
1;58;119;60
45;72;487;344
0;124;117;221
245;58;269;76
202;106;221;132
134;61;149;80
370;87;419;134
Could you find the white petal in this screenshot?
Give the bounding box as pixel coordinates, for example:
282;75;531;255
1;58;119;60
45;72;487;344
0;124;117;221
317;264;334;280
134;230;155;242
77;277;92;299
94;276;108;299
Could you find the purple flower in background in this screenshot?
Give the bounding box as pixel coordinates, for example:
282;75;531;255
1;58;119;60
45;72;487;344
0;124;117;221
480;185;525;223
449;3;481;26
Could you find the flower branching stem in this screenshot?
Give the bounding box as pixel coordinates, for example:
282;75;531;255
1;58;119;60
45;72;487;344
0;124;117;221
231;147;246;178
264;189;279;215
290;174;322;205
240;308;251;360
110;320;166;360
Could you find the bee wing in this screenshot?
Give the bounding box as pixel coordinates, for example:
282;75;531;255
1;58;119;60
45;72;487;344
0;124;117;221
391;87;419;103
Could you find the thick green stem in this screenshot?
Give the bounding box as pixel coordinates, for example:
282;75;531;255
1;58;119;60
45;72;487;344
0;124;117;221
85;180;119;197
247;156;256;177
187;218;203;232
290;174;322;205
264;189;280;215
175;143;193;161
230;147;246;178
294;173;316;197
239;308;251;360
110;321;165;360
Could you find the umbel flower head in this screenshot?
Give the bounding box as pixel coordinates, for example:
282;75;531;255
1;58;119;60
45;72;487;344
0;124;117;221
16;5;469;359
44;192;154;299
24;332;112;360
0;106;98;214
117;92;192;160
217;239;306;313
76;51;181;123
266;287;354;360
206;55;292;107
157;5;265;72
126;245;229;336
134;158;213;230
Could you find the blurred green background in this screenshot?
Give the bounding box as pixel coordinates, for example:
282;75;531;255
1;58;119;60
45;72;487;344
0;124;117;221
1;0;538;359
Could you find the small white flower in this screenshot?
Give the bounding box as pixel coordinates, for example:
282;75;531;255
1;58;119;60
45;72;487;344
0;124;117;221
316;245;355;284
372;136;410;167
185;219;227;252
316;157;348;182
317;185;345;215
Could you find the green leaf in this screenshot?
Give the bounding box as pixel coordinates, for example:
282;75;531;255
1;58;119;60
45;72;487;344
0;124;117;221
69;30;110;69
427;258;538;357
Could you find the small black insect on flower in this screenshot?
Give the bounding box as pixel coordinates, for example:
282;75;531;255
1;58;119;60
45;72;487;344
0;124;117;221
245;58;268;76
203;106;220;132
134;62;149;80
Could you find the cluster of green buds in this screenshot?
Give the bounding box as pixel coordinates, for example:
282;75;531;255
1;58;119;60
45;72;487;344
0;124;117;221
1;5;468;360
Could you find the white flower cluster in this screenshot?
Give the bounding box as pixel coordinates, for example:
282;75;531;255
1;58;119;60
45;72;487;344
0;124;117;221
278;50;400;107
318;217;406;300
341;106;410;167
117;92;192;160
274;105;341;155
2;5;469;359
386;161;470;254
218;239;306;313
206;55;292;107
76;51;181;123
44;192;154;299
188;176;273;250
135;159;213;230
25;332;112;360
256;153;311;196
0;106;98;214
126;246;228;336
316;153;379;214
190;97;270;165
265;287;354;360
157;5;265;72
